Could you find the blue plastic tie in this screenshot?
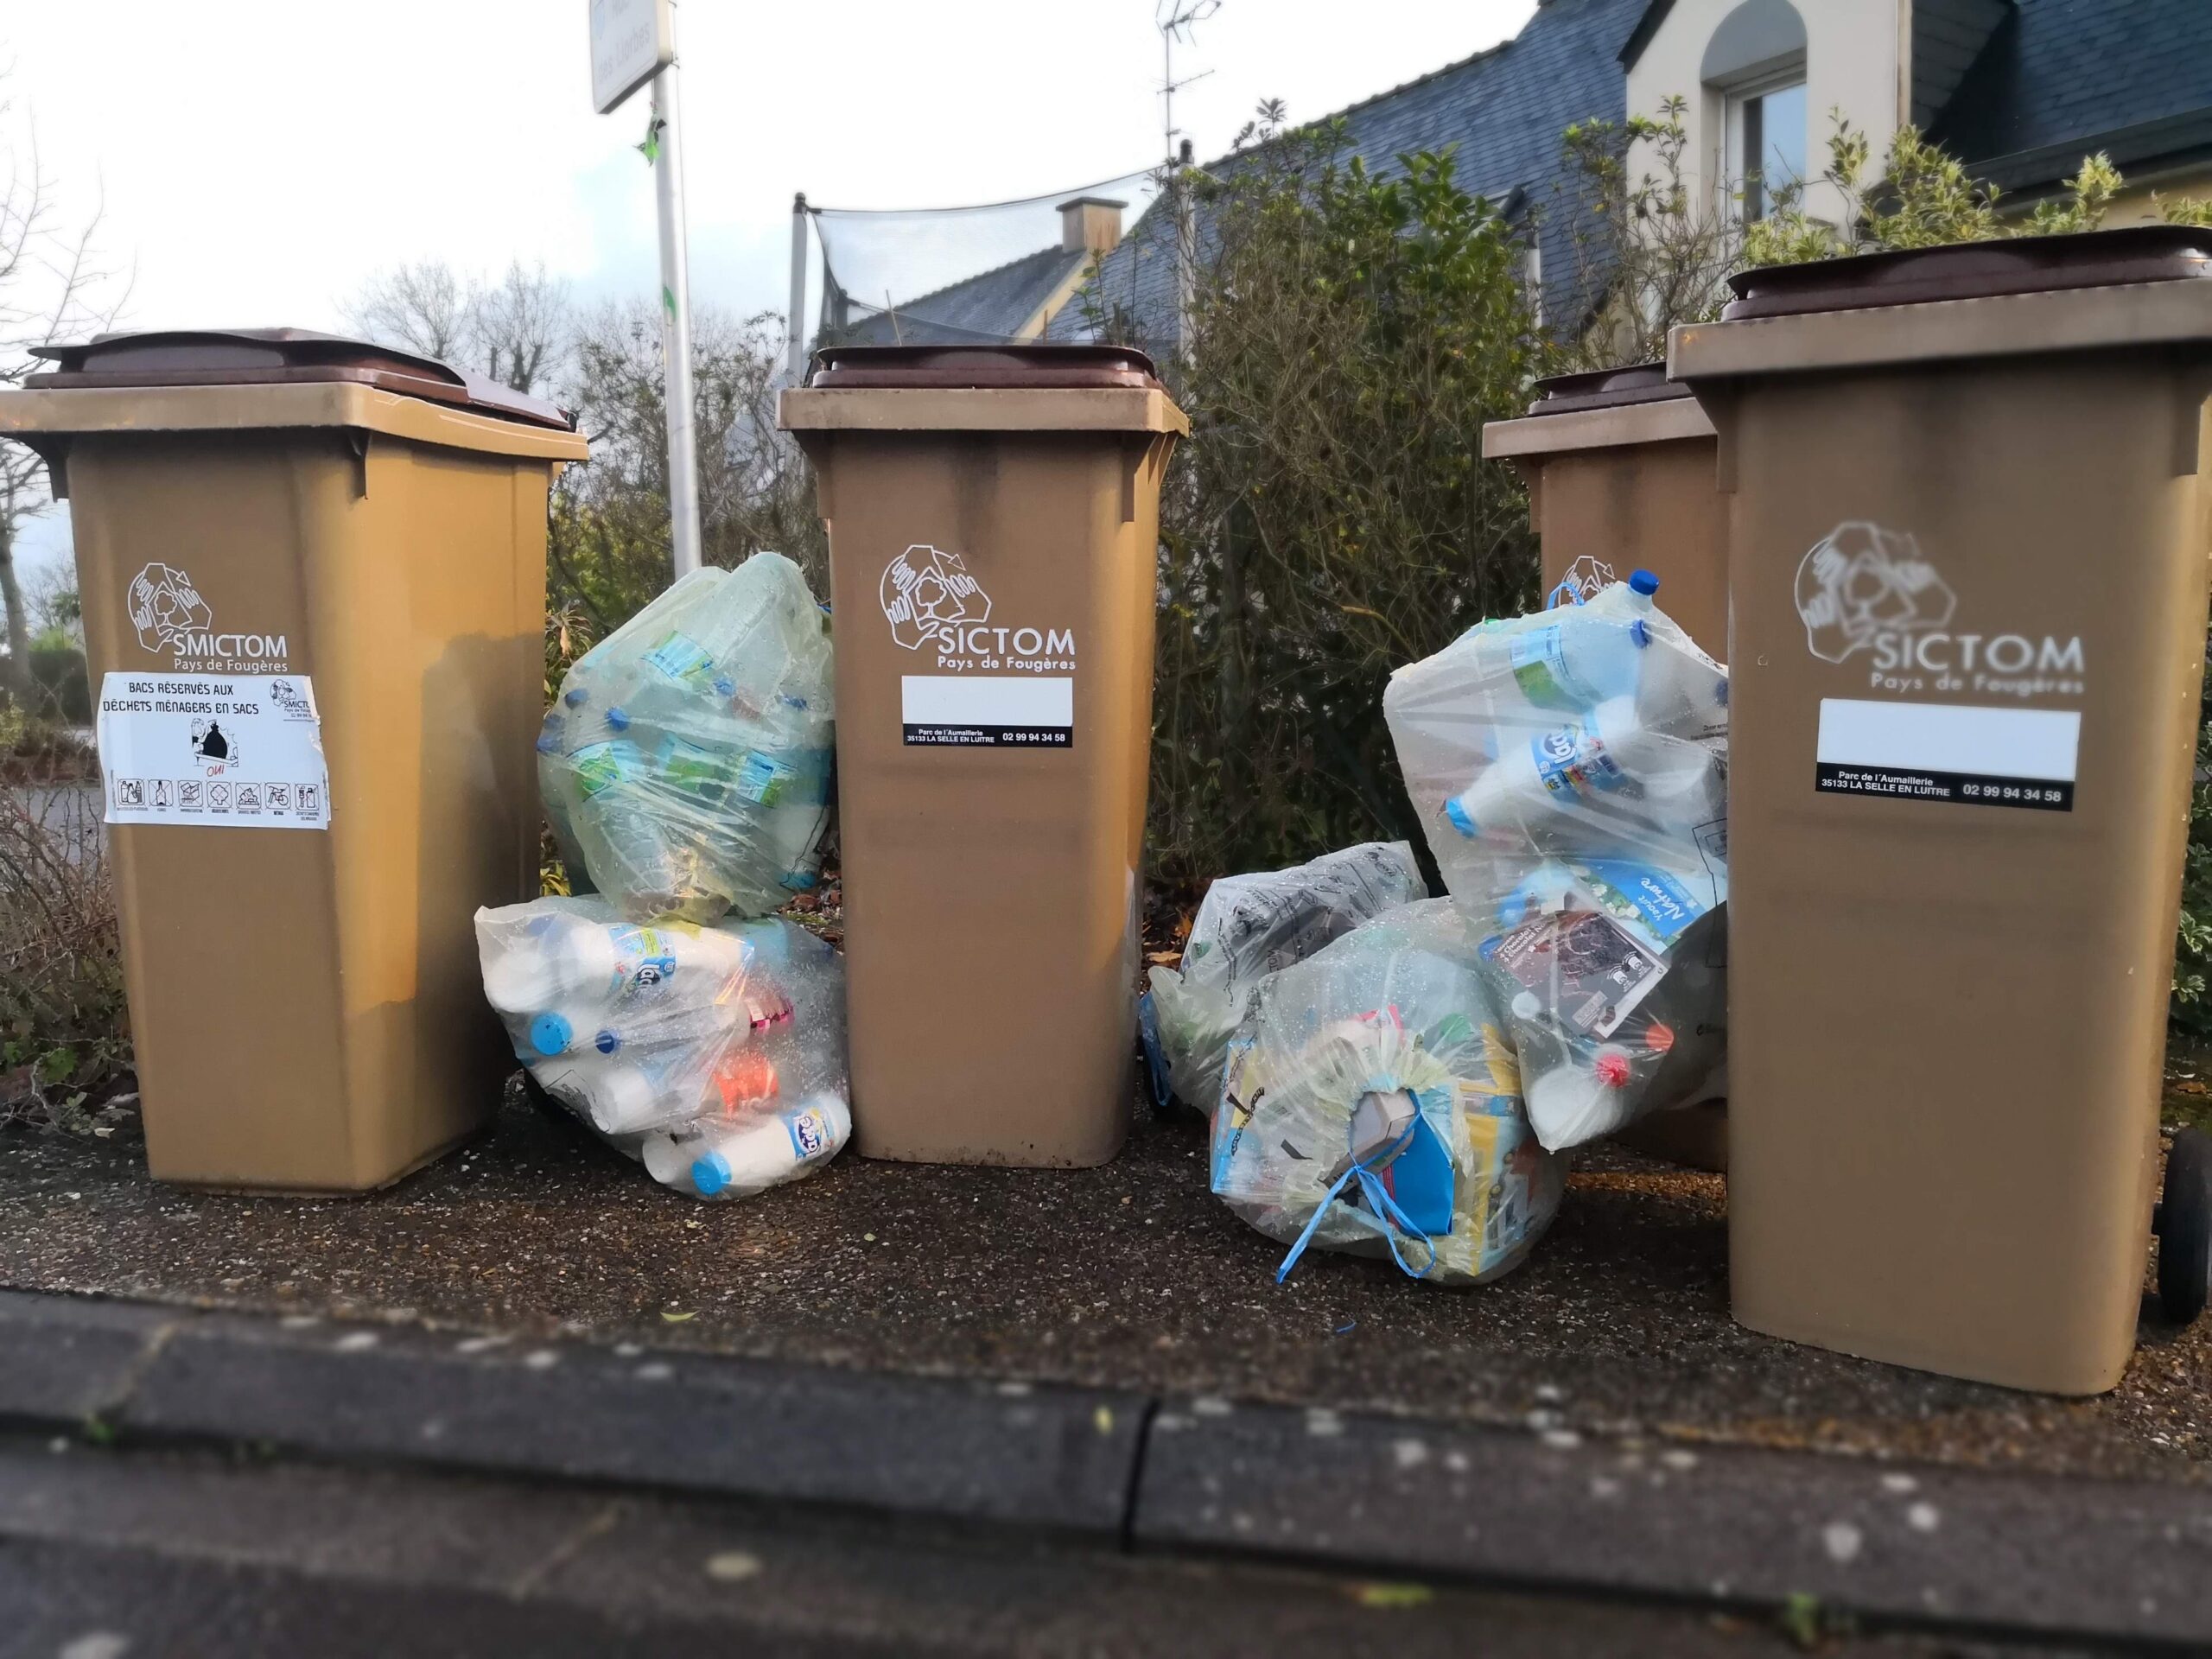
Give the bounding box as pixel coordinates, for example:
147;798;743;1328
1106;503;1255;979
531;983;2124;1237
1544;579;1586;612
1274;1116;1439;1284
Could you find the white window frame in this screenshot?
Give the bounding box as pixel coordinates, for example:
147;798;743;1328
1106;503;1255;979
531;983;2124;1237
1722;60;1808;221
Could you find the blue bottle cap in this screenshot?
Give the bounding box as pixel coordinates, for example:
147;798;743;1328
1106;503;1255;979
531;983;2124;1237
607;706;631;731
528;1012;573;1057
713;677;735;698
563;686;588;707
1716;676;1730;707
1629;569;1660;596
1442;797;1478;839
594;1029;621;1055
535;729;560;755
691;1151;732;1196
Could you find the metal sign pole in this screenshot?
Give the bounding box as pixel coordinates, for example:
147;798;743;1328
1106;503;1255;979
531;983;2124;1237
652;52;702;579
788;193;810;385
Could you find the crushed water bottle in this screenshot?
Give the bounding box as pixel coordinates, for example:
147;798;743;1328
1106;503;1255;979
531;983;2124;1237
1384;574;1729;1153
476;895;851;1200
539;552;834;924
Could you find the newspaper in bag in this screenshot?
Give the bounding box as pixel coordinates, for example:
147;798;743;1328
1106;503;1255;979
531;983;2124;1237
1144;842;1427;1113
1382;574;1728;1152
1210;899;1563;1286
477;896;850;1201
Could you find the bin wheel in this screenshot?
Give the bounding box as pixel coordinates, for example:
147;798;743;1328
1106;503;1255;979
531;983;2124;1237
2157;1128;2212;1325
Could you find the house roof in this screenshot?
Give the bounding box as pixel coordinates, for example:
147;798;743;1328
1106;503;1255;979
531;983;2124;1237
1041;0;2212;355
1050;0;1649;351
836;243;1090;346
1930;0;2212;188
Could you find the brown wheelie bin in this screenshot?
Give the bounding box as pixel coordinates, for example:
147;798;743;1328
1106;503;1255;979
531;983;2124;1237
1673;228;2212;1392
0;329;587;1190
781;345;1185;1166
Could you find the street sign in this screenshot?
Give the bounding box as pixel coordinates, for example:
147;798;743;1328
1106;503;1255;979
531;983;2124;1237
589;0;673;116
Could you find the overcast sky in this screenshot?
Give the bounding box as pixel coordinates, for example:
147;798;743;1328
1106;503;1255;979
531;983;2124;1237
7;0;1536;581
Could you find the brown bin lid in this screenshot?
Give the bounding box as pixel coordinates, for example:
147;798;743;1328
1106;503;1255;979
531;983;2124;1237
1722;224;2212;321
27;327;577;431
805;343;1165;391
1525;361;1691;416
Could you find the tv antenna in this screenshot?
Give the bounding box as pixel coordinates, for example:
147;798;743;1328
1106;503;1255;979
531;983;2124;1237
1158;0;1221;162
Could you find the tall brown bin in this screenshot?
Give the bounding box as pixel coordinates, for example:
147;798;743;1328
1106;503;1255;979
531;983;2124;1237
780;346;1185;1166
0;330;587;1190
1672;229;2212;1393
1484;363;1732;1173
1482;363;1727;658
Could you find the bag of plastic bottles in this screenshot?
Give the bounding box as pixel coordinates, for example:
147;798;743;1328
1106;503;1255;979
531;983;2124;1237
1143;842;1427;1113
1210;899;1563;1286
476;895;850;1201
1382;573;1728;1154
539;552;834;924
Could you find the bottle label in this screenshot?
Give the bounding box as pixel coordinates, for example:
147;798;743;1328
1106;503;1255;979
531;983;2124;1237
656;734;729;798
734;752;796;805
605;925;683;989
1508;626;1580;709
569;741;637;798
734;748;834;807
787;1106;833;1160
1528;715;1627;802
642;631;717;686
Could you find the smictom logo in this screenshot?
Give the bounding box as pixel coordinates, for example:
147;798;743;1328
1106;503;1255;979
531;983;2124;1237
1795;523;2082;699
126;562;289;671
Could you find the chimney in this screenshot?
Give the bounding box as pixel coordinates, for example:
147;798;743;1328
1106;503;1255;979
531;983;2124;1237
1057;195;1127;256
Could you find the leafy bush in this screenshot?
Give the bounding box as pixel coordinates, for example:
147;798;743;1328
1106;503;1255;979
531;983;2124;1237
1144;111;1541;884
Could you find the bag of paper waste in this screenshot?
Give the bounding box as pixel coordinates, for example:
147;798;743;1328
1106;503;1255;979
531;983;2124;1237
477;895;850;1201
539;552;834;923
1382;572;1728;1154
1210;899;1564;1286
1143;842;1427;1113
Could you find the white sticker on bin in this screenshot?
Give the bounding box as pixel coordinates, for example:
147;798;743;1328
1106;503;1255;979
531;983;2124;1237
901;674;1072;748
94;671;331;829
1815;698;2078;811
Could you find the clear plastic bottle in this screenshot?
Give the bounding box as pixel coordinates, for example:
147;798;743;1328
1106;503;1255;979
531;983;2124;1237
1495;571;1656;711
1444;693;1726;847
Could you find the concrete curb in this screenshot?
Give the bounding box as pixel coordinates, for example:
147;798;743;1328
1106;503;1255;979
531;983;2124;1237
4;1289;2209;1648
1141;1396;2212;1649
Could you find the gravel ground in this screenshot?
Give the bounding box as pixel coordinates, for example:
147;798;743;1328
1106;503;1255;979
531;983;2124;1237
2;1085;2207;1485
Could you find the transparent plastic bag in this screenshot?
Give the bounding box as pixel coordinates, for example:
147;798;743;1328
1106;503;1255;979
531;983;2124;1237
1145;842;1427;1112
1382;575;1728;1153
1209;899;1563;1286
476;895;850;1201
539;552;834;924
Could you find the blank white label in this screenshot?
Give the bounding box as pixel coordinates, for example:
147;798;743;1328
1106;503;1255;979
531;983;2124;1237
901;675;1073;748
1815;698;2079;811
